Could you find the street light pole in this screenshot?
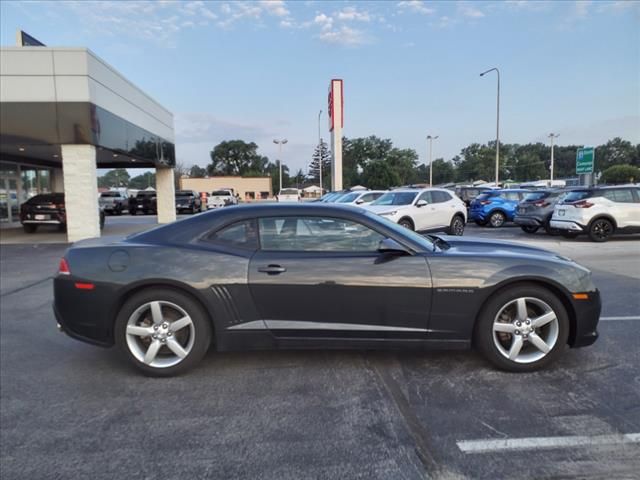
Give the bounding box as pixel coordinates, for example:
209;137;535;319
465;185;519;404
318;110;323;194
548;133;560;183
273;139;288;193
480;67;500;186
426;135;439;187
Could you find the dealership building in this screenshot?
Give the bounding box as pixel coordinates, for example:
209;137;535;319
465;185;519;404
0;40;176;241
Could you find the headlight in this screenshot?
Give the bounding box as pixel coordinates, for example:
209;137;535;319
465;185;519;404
380;210;398;216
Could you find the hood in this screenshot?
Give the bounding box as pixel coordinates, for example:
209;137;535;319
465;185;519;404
431;235;573;262
365;204;409;214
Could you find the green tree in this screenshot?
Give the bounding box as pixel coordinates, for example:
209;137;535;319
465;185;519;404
386;147;419;185
361;160;401;189
292;169;306;188
98;168;130;188
189;165;206;178
129;172;155;190
600;164;640;184
208;140;264;176
342;136;394;187
430;158;455;184
595;138;637;172
309;139;331;186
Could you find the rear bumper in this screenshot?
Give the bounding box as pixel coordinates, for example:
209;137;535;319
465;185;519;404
550;219;586;232
569;289;601;348
513;215;544;227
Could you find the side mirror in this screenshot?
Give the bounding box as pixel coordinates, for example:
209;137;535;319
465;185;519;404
355;199;365;205
416;199;428;207
377;237;410;255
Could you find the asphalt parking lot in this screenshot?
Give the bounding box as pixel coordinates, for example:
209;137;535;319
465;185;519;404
1;218;639;479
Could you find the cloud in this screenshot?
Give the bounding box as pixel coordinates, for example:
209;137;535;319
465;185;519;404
573;0;591;18
318;25;369;46
458;2;485;18
397;1;435;15
259;0;290;17
336;6;372;22
314;13;334;31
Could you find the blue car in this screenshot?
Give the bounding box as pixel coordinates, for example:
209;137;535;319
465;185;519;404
469;189;531;227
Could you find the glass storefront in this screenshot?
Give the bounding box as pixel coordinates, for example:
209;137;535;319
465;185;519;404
0;162;52;223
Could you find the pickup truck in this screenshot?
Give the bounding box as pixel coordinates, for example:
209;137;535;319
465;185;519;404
207;189;237;209
98;191;128;215
129;191;157;215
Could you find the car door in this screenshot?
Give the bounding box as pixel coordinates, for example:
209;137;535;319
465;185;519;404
248;215;433;336
412;191;435;231
603;188;639;228
430;191;455;228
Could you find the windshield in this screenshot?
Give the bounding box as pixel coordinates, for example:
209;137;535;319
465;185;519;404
136;192;155;197
100;192;120;197
176;192;194;197
372;191;418;206
364;210;435;251
279;189;299;195
211;190;232;196
336;192;360;203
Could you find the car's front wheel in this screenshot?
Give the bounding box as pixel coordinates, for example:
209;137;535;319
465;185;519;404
398;218;414;230
449;215;465;236
588;218;614;242
489;211;506;228
520;225;539;234
114;288;212;376
474;284;569;372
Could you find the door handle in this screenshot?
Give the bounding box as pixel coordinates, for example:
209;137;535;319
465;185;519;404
258;265;287;274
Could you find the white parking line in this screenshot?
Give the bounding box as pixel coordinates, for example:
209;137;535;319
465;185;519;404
600;316;640;321
457;433;640;454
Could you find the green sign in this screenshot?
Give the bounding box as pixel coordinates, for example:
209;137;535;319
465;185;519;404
576;147;594;174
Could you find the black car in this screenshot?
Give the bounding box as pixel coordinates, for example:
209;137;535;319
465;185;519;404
175;190;202;214
20;193;105;233
54;204;600;376
130;191;157;215
514;189;567;235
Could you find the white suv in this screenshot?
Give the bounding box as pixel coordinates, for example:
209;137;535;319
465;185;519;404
364;188;467;235
550;185;640;242
207;189;237;209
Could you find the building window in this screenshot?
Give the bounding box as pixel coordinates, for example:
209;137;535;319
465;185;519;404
245;191;256;201
260;191;269;199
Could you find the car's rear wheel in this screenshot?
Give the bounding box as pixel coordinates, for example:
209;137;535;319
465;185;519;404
560;231;579;239
475;284;569;372
543;218;560;236
449;215;465;236
114;289;212;376
520;225;539;234
489;211;506;228
22;224;37;233
398;218;414;230
588;218;614;242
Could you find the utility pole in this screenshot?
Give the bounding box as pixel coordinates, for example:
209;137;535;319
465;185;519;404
273;139;288;192
548;133;560;183
426;135;439;187
318;110;323;194
480;67;500;186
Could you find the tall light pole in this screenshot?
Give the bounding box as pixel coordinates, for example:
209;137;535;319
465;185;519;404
426;135;439;187
548;133;560;183
480;67;500;186
273;139;288;193
317;110;323;194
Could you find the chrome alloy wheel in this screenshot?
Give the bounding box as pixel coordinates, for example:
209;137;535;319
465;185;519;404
125;301;195;368
451;217;465;235
492;297;559;364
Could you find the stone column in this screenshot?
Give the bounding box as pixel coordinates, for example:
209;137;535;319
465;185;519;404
156;167;176;224
61;144;100;242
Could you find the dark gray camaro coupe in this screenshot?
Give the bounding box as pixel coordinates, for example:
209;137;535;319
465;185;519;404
54;204;600;376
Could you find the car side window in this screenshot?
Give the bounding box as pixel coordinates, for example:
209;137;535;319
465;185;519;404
431;191;451;203
603;189;634;203
258;216;384;252
504;192;521;201
204;219;258;250
359;193;374;203
418;192;432;203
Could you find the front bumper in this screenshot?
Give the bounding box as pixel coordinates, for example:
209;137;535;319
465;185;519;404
569;289;601;348
550;219;585;232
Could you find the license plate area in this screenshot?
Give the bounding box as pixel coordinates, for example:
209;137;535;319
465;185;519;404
557;209;565;217
34;214;49;220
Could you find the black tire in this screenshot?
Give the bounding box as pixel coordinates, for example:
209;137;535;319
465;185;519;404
114;288;212;377
130;209;137;216
474;219;488;226
449;215;465;236
142;210;148;215
474;284;569;372
588;218;614;243
116;204;123;216
22;224;37;233
560;231;579;239
488;211;506;228
543;218;560;236
398;218;414;230
100;214;105;230
520;225;539;234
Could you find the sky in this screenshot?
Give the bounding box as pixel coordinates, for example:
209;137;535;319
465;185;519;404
1;0;639;175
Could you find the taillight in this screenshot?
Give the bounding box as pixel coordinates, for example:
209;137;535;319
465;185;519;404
573;200;594;208
58;258;71;275
480;200;492;205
